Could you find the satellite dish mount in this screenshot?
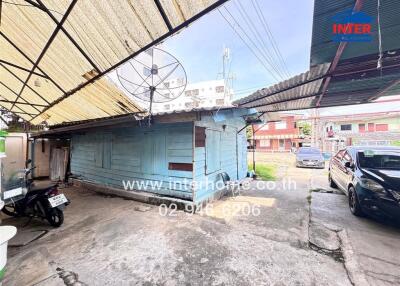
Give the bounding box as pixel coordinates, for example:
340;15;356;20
117;48;187;125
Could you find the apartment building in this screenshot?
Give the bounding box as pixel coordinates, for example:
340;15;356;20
252;114;308;152
153;79;232;112
319;111;400;152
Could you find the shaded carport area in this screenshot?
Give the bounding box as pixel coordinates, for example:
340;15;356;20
232;1;400;285
233;0;400;113
1;1;400;285
0;0;229;125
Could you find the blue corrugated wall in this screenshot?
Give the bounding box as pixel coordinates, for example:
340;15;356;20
70;113;249;203
71;122;194;200
193;114;248;203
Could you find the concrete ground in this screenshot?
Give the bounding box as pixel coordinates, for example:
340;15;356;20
1;153;399;285
311;193;400;285
253;152;400;286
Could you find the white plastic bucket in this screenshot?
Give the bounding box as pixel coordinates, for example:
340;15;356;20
0;226;17;282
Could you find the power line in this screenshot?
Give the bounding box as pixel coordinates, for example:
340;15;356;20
233;1;286;80
235;84;268;92
223;6;284;81
251;0;291;78
219;7;281;82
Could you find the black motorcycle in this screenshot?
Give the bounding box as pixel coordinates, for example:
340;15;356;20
1;160;69;227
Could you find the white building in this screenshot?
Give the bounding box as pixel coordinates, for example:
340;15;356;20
109;47;233;112
152;79;233;112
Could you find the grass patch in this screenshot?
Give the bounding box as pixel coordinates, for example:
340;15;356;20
248;163;277;181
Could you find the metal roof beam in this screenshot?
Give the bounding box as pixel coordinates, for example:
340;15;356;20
33;0;101;73
0;59;48;78
250;93;320;109
0;97;47;107
316;0;364;107
0;0;3;26
0;103;34;118
0;63;50;107
11;0;78;111
0;105;35;117
3;110;36;116
29;0;229;123
0;82;43;113
370;78;400;102
0;31;66;94
154;0;173;31
23;0;41;9
237;74;326;107
254;87;383;112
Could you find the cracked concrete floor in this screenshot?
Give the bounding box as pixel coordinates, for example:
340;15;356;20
2;176;351;286
2;160;398;286
311;192;400;286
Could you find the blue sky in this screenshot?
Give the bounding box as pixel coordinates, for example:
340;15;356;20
158;0;400;115
162;0;315;99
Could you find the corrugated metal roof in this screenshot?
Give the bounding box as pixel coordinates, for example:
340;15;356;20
31;106;251;137
233;64;330;111
311;0;400;66
0;0;227;125
152;106;235;116
234;44;400;113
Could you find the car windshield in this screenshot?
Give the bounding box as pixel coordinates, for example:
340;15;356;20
298;148;320;154
358;150;400;170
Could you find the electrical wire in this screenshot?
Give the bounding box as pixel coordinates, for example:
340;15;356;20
251;0;290;78
219;7;281;82
235;84;267;93
234;89;260;96
234;0;286;80
223;6;284;80
376;0;383;73
251;0;291;78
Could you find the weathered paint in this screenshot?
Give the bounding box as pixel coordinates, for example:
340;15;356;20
71;122;194;200
193;111;248;203
70;109;249;203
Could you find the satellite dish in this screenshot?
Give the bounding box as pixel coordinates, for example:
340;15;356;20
116;47;187;124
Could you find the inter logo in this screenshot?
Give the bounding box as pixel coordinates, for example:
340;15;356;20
332;9;373;42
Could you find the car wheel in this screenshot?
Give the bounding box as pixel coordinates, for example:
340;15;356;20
328;172;337;188
348;186;363;217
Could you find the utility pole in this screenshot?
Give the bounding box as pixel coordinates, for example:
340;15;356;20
218;46;235;103
311;109;320;148
222;46;230;79
252;124;256;177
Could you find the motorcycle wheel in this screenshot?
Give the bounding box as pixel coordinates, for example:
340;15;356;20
1;204;19;217
46;208;64;227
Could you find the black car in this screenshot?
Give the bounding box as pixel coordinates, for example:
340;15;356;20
328;147;400;221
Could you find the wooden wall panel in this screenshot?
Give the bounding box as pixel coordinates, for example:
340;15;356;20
70;123;194;200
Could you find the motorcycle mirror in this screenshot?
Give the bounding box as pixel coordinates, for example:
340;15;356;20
26;159;32;165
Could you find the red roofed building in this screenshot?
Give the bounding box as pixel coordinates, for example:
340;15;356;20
252;114;308;152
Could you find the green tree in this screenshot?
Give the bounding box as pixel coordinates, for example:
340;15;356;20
298;122;311;136
246;125;253;139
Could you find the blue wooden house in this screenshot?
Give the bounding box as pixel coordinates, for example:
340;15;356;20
32;107;256;205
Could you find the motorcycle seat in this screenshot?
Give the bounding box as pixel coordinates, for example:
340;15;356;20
29;184;58;193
